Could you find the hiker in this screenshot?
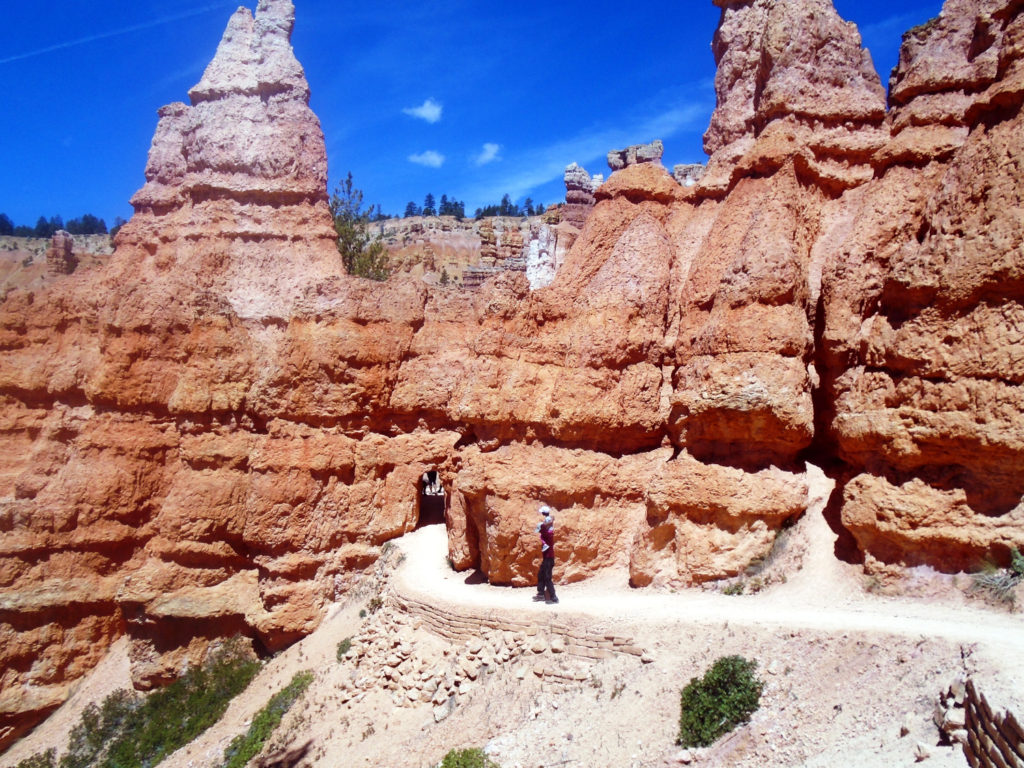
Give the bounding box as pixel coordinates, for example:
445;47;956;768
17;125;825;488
421;470;443;496
533;505;558;604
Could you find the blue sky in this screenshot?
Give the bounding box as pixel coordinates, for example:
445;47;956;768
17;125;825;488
0;0;943;225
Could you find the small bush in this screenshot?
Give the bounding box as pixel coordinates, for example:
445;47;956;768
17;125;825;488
62;689;138;768
972;548;1024;605
221;670;313;768
1010;547;1024;578
440;748;500;768
336;636;353;661
972;569;1019;604
678;655;763;748
15;750;55;768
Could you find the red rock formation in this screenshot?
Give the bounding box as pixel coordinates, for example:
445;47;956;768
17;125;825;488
477;219;498;266
821;0;1024;571
0;0;344;748
673;163;706;188
44;231;76;276
699;0;887;197
562;163;598;230
497;225;525;265
3;0;1024;752
606;139;664;171
114;0;339;320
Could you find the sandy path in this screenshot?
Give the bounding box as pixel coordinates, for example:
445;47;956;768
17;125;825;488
392;467;1024;665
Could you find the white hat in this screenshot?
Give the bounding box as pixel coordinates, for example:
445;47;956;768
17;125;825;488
538;505;552;516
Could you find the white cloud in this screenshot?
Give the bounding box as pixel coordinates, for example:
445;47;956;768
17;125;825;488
402;98;443;124
474;142;501;166
408;150;446;168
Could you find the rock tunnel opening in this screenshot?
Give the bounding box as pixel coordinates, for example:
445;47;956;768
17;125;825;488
417;469;447;528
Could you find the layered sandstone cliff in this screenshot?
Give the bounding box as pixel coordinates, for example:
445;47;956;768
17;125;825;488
821;0;1024;570
562;163;599;229
0;0;346;747
2;0;1024;754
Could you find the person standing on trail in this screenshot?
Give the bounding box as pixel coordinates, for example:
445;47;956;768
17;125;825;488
533;505;558;604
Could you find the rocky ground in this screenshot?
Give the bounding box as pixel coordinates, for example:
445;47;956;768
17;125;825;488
5;471;1021;768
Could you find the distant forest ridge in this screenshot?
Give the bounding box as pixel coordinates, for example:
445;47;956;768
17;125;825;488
402;192;546;220
0;190;550;240
0;212;126;238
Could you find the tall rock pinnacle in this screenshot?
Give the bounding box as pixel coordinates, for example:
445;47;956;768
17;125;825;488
699;0;888;196
190;0;308;103
116;0;339;318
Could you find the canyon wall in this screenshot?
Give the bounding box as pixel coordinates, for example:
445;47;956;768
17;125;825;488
821;0;1024;570
2;0;1024;752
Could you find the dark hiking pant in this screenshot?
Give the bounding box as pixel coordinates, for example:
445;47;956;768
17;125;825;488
537;556;556;600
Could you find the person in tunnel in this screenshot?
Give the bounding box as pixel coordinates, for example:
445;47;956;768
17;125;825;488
533;505;558;604
422;470;443;496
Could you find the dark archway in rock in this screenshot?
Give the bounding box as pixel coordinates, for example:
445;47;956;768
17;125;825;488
417;469;446;527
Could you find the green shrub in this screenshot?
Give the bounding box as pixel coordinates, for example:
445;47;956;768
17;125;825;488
61;689;138;768
330;172;389;281
336;636;353;661
1010;547;1024;578
15;750;55;768
678;655;763;748
440;748;500;768
59;636;260;768
221;671;313;768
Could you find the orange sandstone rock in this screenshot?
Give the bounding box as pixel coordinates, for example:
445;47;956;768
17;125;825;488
3;0;1024;752
822;0;1024;569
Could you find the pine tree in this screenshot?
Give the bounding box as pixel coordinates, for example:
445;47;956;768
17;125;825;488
404;201;419;218
330;172;389;281
66;214;108;235
0;213;13;236
423;193;436;217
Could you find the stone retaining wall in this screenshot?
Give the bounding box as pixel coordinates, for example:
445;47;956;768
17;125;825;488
964;679;1024;768
334;593;649;720
391;594;647;662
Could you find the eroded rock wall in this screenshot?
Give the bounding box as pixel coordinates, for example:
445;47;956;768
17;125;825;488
821;0;1024;570
2;0;1024;753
